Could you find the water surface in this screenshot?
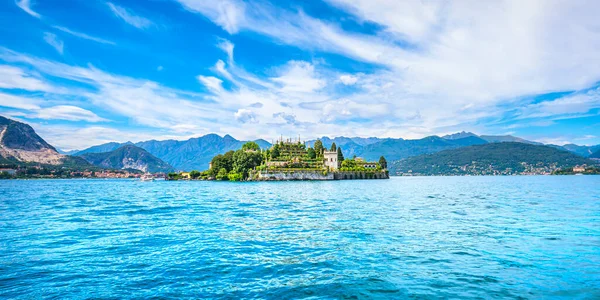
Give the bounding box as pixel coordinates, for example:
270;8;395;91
1;176;599;298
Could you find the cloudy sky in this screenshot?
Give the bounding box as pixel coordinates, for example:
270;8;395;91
1;0;600;150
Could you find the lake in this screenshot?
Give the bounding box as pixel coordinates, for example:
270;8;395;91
1;176;599;298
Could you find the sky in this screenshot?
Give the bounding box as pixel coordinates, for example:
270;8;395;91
1;0;600;150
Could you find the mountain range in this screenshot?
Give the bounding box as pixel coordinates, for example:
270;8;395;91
69;135;270;171
2;115;599;174
70;130;600;171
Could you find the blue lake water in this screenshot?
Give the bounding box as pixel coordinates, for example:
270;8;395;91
1;176;599;299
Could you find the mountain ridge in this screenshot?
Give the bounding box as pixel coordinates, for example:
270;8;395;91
71;131;600;171
79;145;173;173
392;142;595;176
0;116;88;166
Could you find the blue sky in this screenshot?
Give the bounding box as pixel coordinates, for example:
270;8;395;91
1;0;599;150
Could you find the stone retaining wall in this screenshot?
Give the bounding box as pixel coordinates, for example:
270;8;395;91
252;170;333;181
333;171;389;180
251;170;389;181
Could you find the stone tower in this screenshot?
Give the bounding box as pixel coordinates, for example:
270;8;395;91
323;150;338;170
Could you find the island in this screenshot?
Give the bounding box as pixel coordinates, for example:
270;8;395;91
167;138;389;181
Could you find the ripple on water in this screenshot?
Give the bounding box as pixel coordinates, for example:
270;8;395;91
0;176;599;298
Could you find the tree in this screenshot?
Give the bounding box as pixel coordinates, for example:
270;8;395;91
314;139;324;156
271;144;280;159
307;147;316;159
330;142;337;152
379;156;387;169
341;159;357;169
216;168;229;180
210;150;234;175
189;170;201;179
233;149;264;178
242;141;260;151
337;147;344;166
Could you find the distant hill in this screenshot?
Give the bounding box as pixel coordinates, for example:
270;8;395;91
308;135;488;163
590;149;600;159
442;131;478;140
392;142;594;176
442;131;541;145
80;145;173;173
75;141;134;156
69;128;599;171
551;144;600;157
478;135;542;145
74;134;271;171
0;116;90;167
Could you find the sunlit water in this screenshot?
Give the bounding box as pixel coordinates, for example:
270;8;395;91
1;176;599;299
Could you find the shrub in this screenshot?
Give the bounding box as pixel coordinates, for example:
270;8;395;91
216;168;229;180
228;172;243;181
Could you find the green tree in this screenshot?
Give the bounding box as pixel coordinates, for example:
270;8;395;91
314;139;324;156
216;168;229;180
341;159;357;169
330;142;337;152
271;144;280;159
210;150;234;175
307;147;316;159
233;149;264;178
337;147;344;166
242;141;260;151
189;170;201;179
379;156;387;169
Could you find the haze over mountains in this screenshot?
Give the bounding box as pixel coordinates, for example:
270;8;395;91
71;130;599;171
1;115;599;174
79;145;173;173
393;143;595;176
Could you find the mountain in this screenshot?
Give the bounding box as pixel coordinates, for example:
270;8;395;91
479;135;541;145
75;141;134;156
0;116;90;167
307;135;488;163
442;131;478;140
80;145;173;173
392;142;594;176
550;144;600;157
75;134;272;171
360;136;489;162
590;149;600;159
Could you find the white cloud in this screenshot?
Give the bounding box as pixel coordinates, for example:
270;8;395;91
176;0;600;138
339;74;358;85
516;88;600;120
178;0;245;34
213;60;234;81
197;75;223;93
43;32;64;55
53;26;116;45
217;38;235;64
107;2;153;29
234;108;257;123
15;0;40;18
0;92;41;110
271;61;325;93
34;105;106;122
0;65;54;92
0;92;105;122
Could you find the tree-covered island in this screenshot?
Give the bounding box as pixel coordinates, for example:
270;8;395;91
168;138;389;181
